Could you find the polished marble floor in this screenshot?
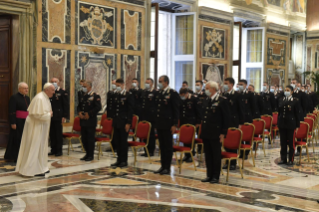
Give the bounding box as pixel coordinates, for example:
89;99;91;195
0;137;319;212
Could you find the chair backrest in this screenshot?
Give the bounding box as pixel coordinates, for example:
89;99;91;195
304;117;314;132
223;128;242;150
135;121;151;140
198;124;202;137
179;124;196;145
307;114;316;121
240;123;255;145
73;117;81;132
295;121;309;140
252;119;266;136
261;115;272;130
272;112;278;125
131;115;139;130
100;113;107;127
102;118;113;135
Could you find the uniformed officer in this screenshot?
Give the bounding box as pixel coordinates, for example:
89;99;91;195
139;78;157;157
77;81;102;161
222;77;244;170
179;87;201;162
201;81;229;184
182;81;194;94
238;80;256;123
278;85;300;166
129;78;142;117
248;84;262;119
78;79;85;102
260;82;276;115
154;75;179;175
194;80;206;118
291;79;306;121
106;80;117;118
48;78;69;157
307;84;318;109
111;79;134;168
274;84;284;112
302;85;313;114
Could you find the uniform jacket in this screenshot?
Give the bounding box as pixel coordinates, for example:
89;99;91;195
310;92;318;109
112;90;134;129
77;91;102;127
50;88;69;120
223;90;245;128
140;88;157;122
292;90;307;121
306;93;314;114
106;90;116;118
278;96;300;129
241;89;256;123
201;94;229;140
154;87;180;130
129;88;142;117
9;93;30;124
253;92;262;119
179;94;201;126
260;91;276;115
194;90;206;119
274;91;284;112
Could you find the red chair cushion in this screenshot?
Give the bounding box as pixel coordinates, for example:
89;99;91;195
96;129;103;132
195;138;203;143
241;144;251;149
95;137;111;142
129;132;135;135
264;131;270;135
308;135;312;138
173;146;191;152
221;151;238;158
295;141;307;146
254;137;262;141
155;134;158;138
128;141;146;147
272;126;279;130
63;133;80;138
174;130;180;134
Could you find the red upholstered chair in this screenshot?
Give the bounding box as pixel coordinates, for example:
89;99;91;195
128;121;152;166
252;119;266;158
63;117;85;154
173;124;196;174
307;113;318;146
96;113;107;134
195;124;204;163
272;112;279;140
261;115;273;147
304;117;315;153
295;121;310;164
221;128;244;182
128;115;139;138
239;123;255;168
95;118;115;159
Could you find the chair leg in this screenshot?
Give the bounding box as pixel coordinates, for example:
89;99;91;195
70;139;74;151
270;134;273;147
79;137;85;152
145;147;152;164
238;158;244;179
98;143;101;160
109;143;116;157
262;141;266;157
174;152;179;166
200;144;204;163
306;146;310;162
220;159;224;176
254;142;258;159
179;152;184;174
251;148;255;167
190;152;197;171
312;138;315;153
132;147;137;166
299;146;302;165
226;159;230;182
242;149;246;169
67;138;71;155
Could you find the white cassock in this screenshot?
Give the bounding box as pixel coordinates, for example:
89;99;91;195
16;91;52;176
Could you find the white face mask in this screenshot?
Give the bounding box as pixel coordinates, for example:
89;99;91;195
195;86;201;91
132;83;137;88
158;83;164;89
82;87;87;93
145;83;150;89
284;91;291;97
53;82;58;89
112;84;116;90
116;86;122;92
291;84;295;89
263;86;267;91
205;89;211;96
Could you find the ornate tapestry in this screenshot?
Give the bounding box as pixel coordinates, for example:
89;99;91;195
77;1;116;48
202;26;225;59
295;35;303;70
121;10;142;51
121;55;141;90
266;68;285;86
307;46;311;72
201;63;225;85
267;38;286;66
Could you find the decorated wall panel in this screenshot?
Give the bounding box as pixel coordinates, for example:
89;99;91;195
197;17;231;81
37;0;145;125
267;38;286;66
306;39;319;72
42;0;71;44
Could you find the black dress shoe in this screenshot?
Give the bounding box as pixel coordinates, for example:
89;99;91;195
117;162;128;168
85;157;94;161
140;153;147;157
182;156;189;161
160;169;170;175
222;164;229;169
55;152;63;157
278;160;287;165
229;165;236;170
287;161;294;166
201;177;212;182
154;167;164;174
80;155;88;161
48;152;55;156
45;170;50;174
185;157;193;163
295;152;300;156
210;178;219;184
111;161;120;167
34;173;45;177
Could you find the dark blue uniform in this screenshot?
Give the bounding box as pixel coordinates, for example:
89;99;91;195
155;87;180;170
274;91;284;112
140;88;157;155
260;91;276;115
113;90;134;164
278;96;300;162
49;88;69;155
241;89;256;123
201;94;229;180
106;90;116;118
77;91;102;158
292;90;307;121
129;88;142;117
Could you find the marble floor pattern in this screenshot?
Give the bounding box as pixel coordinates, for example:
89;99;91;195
0;137;319;211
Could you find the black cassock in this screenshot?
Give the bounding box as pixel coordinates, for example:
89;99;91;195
4;93;30;161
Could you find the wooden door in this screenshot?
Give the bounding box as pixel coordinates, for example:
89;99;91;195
0;16;11;147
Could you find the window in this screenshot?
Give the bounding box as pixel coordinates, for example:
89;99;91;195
242;27;265;92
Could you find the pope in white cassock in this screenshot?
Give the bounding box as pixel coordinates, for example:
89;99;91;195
16;83;55;177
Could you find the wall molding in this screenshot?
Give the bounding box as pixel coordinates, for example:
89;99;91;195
199;6;233;25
